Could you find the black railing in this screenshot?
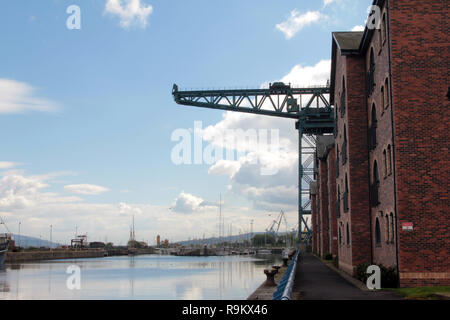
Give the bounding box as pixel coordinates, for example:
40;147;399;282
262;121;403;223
342;140;347;165
340;90;346;117
368;124;377;150
370;183;379;207
343;191;349;213
367;66;375;96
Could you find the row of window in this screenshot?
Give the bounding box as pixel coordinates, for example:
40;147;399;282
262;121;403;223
338;211;396;250
375;212;396;245
370;77;390;127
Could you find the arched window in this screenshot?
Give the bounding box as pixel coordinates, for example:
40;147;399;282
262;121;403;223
375;218;382;244
371;161;380;207
337;185;341;218
373;160;380;185
390;212;395;243
340;76;346;116
387;145;392;175
369;104;377;150
346;223;350;246
383;149;387;177
344;174;349;213
371;103;377;126
381;13;387;44
370;48;375;71
342;125;347;164
385;214;390;243
335;145;340;177
338;226;342;246
381;86;385;112
368;48;375;95
384;78;389;108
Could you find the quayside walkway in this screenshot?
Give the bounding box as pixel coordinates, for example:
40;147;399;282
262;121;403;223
292;253;402;300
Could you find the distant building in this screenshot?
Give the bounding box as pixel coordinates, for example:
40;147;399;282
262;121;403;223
157;235;161;246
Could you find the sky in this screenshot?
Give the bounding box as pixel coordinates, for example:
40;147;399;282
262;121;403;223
0;0;370;245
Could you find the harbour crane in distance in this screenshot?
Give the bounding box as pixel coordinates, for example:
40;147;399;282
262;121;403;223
265;210;291;247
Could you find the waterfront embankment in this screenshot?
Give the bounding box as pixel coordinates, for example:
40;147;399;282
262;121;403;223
5;249;107;263
5;247;157;263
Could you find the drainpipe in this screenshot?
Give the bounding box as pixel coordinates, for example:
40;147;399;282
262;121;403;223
385;0;401;286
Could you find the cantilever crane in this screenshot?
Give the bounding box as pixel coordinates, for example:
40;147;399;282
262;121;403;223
172;82;334;246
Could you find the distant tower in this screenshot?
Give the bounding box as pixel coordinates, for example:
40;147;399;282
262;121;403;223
157;235;161;246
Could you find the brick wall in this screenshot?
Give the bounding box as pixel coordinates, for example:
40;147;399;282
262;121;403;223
327;144;338;257
388;0;450;287
335;50;372;275
319;159;330;257
365;0;398;268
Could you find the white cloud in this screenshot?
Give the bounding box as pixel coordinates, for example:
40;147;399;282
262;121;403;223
119;202;143;216
0;170;285;244
0;162;20;170
0;79;58;114
351;25;365;31
276;10;326;39
0;173;81;211
277;59;331;87
64;184;109;195
198;59;330;211
104;0;153;29
171;192;218;214
323;0;336;7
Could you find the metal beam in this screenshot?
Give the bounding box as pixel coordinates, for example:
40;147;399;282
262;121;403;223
171;83;335;249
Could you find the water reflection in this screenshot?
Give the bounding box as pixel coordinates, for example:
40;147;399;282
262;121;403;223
0;254;281;300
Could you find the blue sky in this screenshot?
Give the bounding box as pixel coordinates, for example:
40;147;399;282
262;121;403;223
0;0;370;244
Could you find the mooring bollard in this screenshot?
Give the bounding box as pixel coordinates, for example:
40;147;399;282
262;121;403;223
263;268;278;286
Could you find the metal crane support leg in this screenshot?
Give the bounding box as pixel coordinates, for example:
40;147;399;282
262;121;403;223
298;123;303;246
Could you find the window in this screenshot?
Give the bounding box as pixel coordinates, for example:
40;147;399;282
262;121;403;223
381;13;387;45
383;149;387;177
346;223;350;246
385;214;390;243
390;212;395;243
342;126;347;164
370;161;380;207
335;145;340;177
344;174;349;213
387;145;392;175
373;161;380;185
381;86;385;113
340;76;346;117
367;48;375;95
339;226;342;246
375;218;382;245
371;103;377;126
337;186;341;218
369;104;377;150
384;78;389;109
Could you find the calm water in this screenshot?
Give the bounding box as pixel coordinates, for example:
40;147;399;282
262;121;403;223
0;254;281;300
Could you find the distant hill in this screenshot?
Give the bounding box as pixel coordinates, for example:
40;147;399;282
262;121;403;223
177;232;264;246
11;234;62;249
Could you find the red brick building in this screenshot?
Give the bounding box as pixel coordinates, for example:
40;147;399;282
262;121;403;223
311;0;449;287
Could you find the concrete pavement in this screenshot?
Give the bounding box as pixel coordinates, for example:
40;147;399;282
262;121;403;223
293;253;402;300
